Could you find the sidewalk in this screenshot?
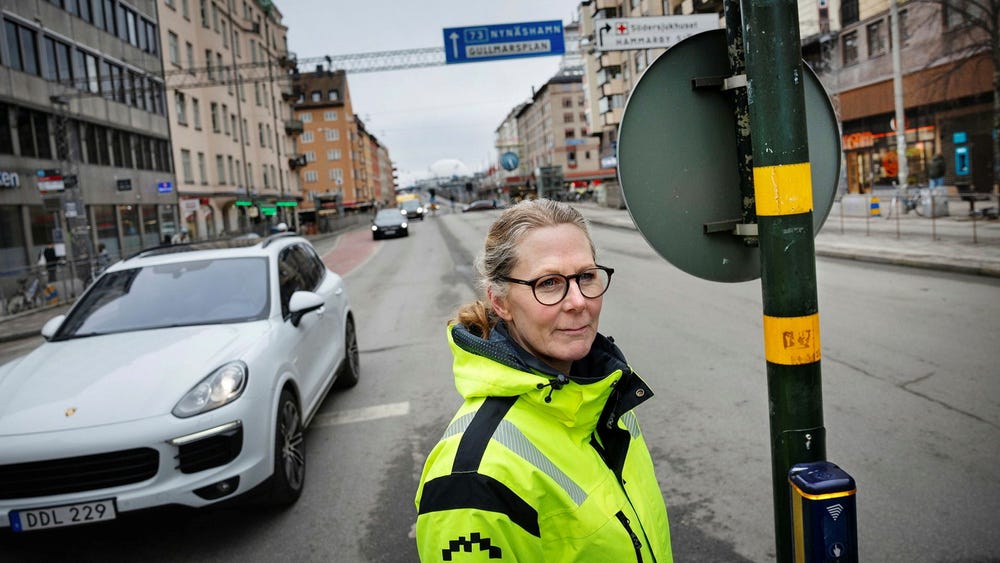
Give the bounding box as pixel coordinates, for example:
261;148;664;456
2;202;998;344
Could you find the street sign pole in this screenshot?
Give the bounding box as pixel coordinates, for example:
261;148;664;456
741;0;826;559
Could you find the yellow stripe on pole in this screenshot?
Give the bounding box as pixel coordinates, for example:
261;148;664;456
763;314;821;365
753;162;814;216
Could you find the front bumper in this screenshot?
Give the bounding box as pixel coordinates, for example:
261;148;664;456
0;409;272;528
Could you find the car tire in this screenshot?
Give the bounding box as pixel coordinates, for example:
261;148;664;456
334;317;360;389
268;389;305;506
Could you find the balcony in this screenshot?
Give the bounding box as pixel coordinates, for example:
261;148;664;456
284;119;304;135
600;51;626;68
601;77;625;97
288;154;307;169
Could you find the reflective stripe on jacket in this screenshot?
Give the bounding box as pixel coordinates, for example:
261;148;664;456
414;323;673;562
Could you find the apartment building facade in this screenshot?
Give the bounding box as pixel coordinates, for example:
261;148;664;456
803;0;993;194
291;68;393;229
1;0;173;282
158;0;301;238
577;0;993;202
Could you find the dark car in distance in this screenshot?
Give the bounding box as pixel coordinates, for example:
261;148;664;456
399;200;426;220
462;200;501;213
372;209;409;240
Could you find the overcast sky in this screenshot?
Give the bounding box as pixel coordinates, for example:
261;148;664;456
282;0;583;187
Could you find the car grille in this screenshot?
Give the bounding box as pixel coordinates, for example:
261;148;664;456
0;448;159;500
176;426;243;474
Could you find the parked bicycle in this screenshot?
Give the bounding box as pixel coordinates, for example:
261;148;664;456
5;273;45;315
883;186;925;219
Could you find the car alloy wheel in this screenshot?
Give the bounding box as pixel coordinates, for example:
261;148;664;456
334;317;360;389
269;389;305;505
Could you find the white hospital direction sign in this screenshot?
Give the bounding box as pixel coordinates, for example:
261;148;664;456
596;15;718;51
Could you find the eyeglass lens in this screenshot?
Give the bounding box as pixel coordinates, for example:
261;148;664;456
533;268;611;305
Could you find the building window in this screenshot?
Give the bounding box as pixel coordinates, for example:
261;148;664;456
175;92;187;124
897;9;910;45
4;19;41;76
228;155;235;183
168;32;180;66
330;168;343;182
197;152;207;184
191;97;201;130
327;149;341;160
216;155;225;184
258;123;265;146
199;0;209;27
181;149;193;182
42;36;74;85
301;131;314;143
300;113;312;122
305;151;316;162
841;0;859;25
311;90;321;102
867;20;886;57
210;102;219;132
186;42;195;73
324;110;337;121
328;90;339;101
324;129;339;141
842;30;859;66
304;170;318;182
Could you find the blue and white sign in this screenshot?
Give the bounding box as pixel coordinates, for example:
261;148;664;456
443;20;565;65
500;151;520;171
157;181;173;194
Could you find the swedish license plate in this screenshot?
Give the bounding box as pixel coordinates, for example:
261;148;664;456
10;499;116;532
383;229;397;235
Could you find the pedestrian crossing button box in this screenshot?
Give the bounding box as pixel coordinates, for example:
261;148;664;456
789;461;858;563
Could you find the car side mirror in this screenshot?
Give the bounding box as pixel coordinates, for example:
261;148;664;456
289;291;324;327
41;315;66;340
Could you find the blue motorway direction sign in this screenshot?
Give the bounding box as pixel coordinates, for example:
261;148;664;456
443;20;565;65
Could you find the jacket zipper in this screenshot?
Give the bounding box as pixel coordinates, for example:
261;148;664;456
616;511;644;563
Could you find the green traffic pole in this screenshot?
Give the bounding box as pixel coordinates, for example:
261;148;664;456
740;0;826;560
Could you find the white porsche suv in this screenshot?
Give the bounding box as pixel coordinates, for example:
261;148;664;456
0;233;359;532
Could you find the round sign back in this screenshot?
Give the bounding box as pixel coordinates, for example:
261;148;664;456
617;29;841;283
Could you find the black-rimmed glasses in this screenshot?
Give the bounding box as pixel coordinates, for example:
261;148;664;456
498;265;614;306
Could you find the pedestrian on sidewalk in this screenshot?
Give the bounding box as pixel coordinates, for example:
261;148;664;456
415;199;673;561
929;153;946;188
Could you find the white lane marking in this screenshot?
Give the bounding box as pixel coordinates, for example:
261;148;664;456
312;401;410;428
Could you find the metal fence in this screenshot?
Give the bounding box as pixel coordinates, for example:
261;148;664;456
827;190;1000;245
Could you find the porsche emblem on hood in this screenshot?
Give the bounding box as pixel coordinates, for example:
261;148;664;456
65;407;77;417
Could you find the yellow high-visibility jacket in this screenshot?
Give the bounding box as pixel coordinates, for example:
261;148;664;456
415;323;673;562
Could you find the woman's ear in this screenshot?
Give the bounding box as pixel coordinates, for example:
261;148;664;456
487;286;512;322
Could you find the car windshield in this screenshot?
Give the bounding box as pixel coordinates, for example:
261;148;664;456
402;201;420;210
55;257;270;339
377;209;402;221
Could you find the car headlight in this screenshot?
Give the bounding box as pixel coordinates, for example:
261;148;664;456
400;209;407;215
173;361;248;418
371;225;378;231
401;222;408;228
417;207;424;213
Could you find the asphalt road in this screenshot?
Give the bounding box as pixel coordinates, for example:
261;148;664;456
1;209;998;562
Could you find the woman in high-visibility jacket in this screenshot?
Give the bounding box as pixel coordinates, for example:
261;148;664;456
415;199;673;562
